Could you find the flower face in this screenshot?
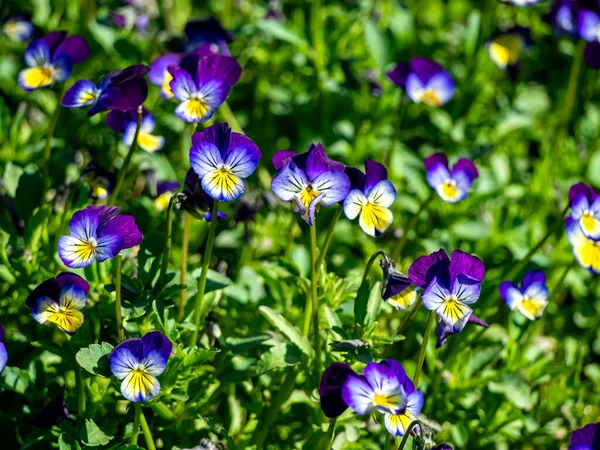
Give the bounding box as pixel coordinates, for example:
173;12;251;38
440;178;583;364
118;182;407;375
149;53;181;99
0;324;6;374
109;331;173;402
3;15;33;43
180;169;228;221
569;422;600;450
189;123;261;202
380;259;419;311
342;360;424;437
107;109;165;153
387;58;455;107
18;32;91;91
271;143;350;225
499;271;549;320
487;27;531;71
344;159;397;237
425;153;478;203
319;362;356;418
409;249;485;332
569;183;600;240
58;206;142;268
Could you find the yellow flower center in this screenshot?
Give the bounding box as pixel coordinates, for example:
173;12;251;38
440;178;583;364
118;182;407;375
578;238;600;268
442;297;468;322
581;213;597;233
421;89;441;107
186;97;209;120
299;183;320;210
441;182;458;200
373;393;399;409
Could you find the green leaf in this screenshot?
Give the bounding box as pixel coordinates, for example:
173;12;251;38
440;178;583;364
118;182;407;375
364;18;388;69
3;162;23;197
75;342;114;377
1;366;32;394
80;418;114;446
15;165;44;221
257;21;308;49
488;372;531;410
58;433;81;450
258;306;313;357
364;281;382;330
224;334;271;353
257;342;302;374
588;151;600;188
354;279;371;327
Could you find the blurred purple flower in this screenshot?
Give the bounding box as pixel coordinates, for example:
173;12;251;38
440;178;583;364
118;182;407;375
3;14;33;43
424;152;478;203
107;108;164;153
83;163;116;201
0;324;6;373
387;58;455;106
184;17;233;55
319;362;356;418
569;422;600;450
499;271;549;320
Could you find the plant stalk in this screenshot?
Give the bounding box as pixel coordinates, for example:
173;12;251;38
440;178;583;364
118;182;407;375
310;221;322;378
159;194;179;284
413;311;436;387
131;402;141;445
108;108;142;205
115;253;124;342
179;212;191;320
137;404;157;450
315;204;343;270
397;420;423;450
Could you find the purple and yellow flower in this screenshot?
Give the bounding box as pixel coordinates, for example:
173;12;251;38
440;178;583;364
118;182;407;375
499;0;541;5
566;218;600;273
3;15;33;43
487;27;531;75
168;51;241;123
578;9;600;42
107;109;165;153
184;17;233;55
435;314;489;348
26;272;90;335
58;206;142;268
18;31;91;91
109;331;173;402
344;159;396;237
569;422;600;450
499;271;549;320
342;360;423;436
62;65;149;116
149;53;181;99
271;143;350;225
424;152;478;203
387;58;455;107
569;183;600;239
154;180;181;211
319;362;356;418
409;249;485;332
181;169;228;221
0;324;6;373
380;258;419;311
83;163;116;201
189;123;261;202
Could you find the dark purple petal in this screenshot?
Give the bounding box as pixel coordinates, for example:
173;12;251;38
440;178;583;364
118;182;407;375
468;314;489;329
498;281;519;302
53;34;91;65
381;259;414;300
99;215;142;249
106;109;146;133
110;338;144;361
30;396;69;428
408;249;450;288
585;42;600;68
56;272;90;296
42;31;68;56
410;57;445;84
272;150;297;171
364;159;388;192
86;205;120;227
345;167;366;191
141;331;173;359
319;362;355;418
305;142;345;181
0;323;4;342
424;152;449;172
196;54;242;88
569;422;600;449
569;182;598;205
387;62;411;88
88;65;149;116
191;122;231;157
157;180;181;197
432;444;453;450
436;313;488;348
522;271;546;290
26;278;60;308
184;17;233;55
451;158;478;183
449;250;485;284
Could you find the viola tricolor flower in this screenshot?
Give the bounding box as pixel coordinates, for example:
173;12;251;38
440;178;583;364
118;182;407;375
3;15;33;42
578;9;600;42
380;258;419;311
149;53;181;99
109;331;173;402
566;218;600;273
189;123;261;202
435;314;489;348
181;169;228;221
344;159;396;237
0;324;6;373
569;183;600;239
319;362;356;418
499;271;549;320
83;163;116;201
154;180;181;211
342;360;424;437
25;272;90;335
271;143;350;225
107;109;165;153
424;153;478;203
18;32;91;91
387;58;455;107
58;205;142;268
184;17;233;55
487;27;531;76
168;51;241;123
569;422;600;450
409;249;485;332
62;65;149;116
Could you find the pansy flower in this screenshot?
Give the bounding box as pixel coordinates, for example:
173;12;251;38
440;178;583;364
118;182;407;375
380;258;419;311
568;183;600;239
109;331;173;402
149;53;181;99
154;180;181;211
168;51;241;123
180;169;228;221
549;0;581;38
271;143;350;225
319;362;356;418
25;272;90;335
58;205;142;268
184;17;233;55
569;422;600;450
83;163;116;201
189;123;261;202
342;360;424;437
344;159;396;237
499;271;549;320
499;0;541;5
18;31;91;91
0;324;6;373
578;9;600;42
62;65;149;116
424;152;478;203
435;314;489;348
107;108;165;153
409;249;485;332
566;218;600;273
3;15;33;43
487;27;531;77
387;58;455;107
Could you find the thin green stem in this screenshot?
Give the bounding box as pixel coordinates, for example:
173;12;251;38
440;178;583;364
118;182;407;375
391;192;433;261
137;404;157;450
382;299;423;359
108;108;142;206
131;402;141;445
115;253;124;342
159;194;179;284
190;201;220;345
179;212;191;321
383;93;406;168
43;84;66;180
413;311;435;387
220;101;244;134
315;204;343;270
325;418;337;449
310;221;322;378
67;338;86;415
302;218;318;337
397;420;423;450
362;250;389;284
222;0;233;28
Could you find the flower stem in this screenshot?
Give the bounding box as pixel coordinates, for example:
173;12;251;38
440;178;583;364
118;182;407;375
220;101;244;133
413;311;435;387
310;220;322;378
189;201;220;345
179;212;191;321
391;192;433;262
159;194;179;285
397;420;423;450
108;108;142;206
382;93;406;168
302;218;318;337
131;402;141;445
382;299;423;359
314;204;343;271
362;250;388;284
325;418;337;448
42;84;66;180
115;253;124;342
136;404;157;450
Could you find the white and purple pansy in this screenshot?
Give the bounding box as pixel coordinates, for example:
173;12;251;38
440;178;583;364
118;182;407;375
3;15;33;43
499;271;549;320
271;143;351;225
148;53;182;99
424;152;478;203
387;57;455;107
409;249;485;333
549;0;581;38
578;9;600;42
341;360;424;437
18;31;91;91
568;182;600;240
344;159;397;237
189;123;261;202
569;422;600;450
168;50;241;123
109;331;173;402
107;108;165;153
58;205;143;269
0;324;7;374
487;27;531;75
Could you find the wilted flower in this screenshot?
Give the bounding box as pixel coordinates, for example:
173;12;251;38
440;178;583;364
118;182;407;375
380;258;419;311
344;159;396;237
62;65;149;116
487;27;531;78
342;360;423;436
154;180;181;211
271;143;350;225
568;183;600;239
189;123;261;202
425;152;478;203
83;163;116;201
58;205;142;268
319;362;356;418
409;249;485;332
387;58;455;107
184;17;233;55
168;51;241;123
569;422;600;450
435;314;489;348
109;331;173;402
0;324;6;373
3;15;33;43
499;271;549;320
180;169;228;221
107;108;165;153
26;272;90;335
148;53;181;99
30;395;69;428
18;32;91;91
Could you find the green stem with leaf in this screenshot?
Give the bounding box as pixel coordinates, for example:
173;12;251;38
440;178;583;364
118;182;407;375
397;420;423;450
131;402;141;445
310;220;322;378
159;194;179;284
